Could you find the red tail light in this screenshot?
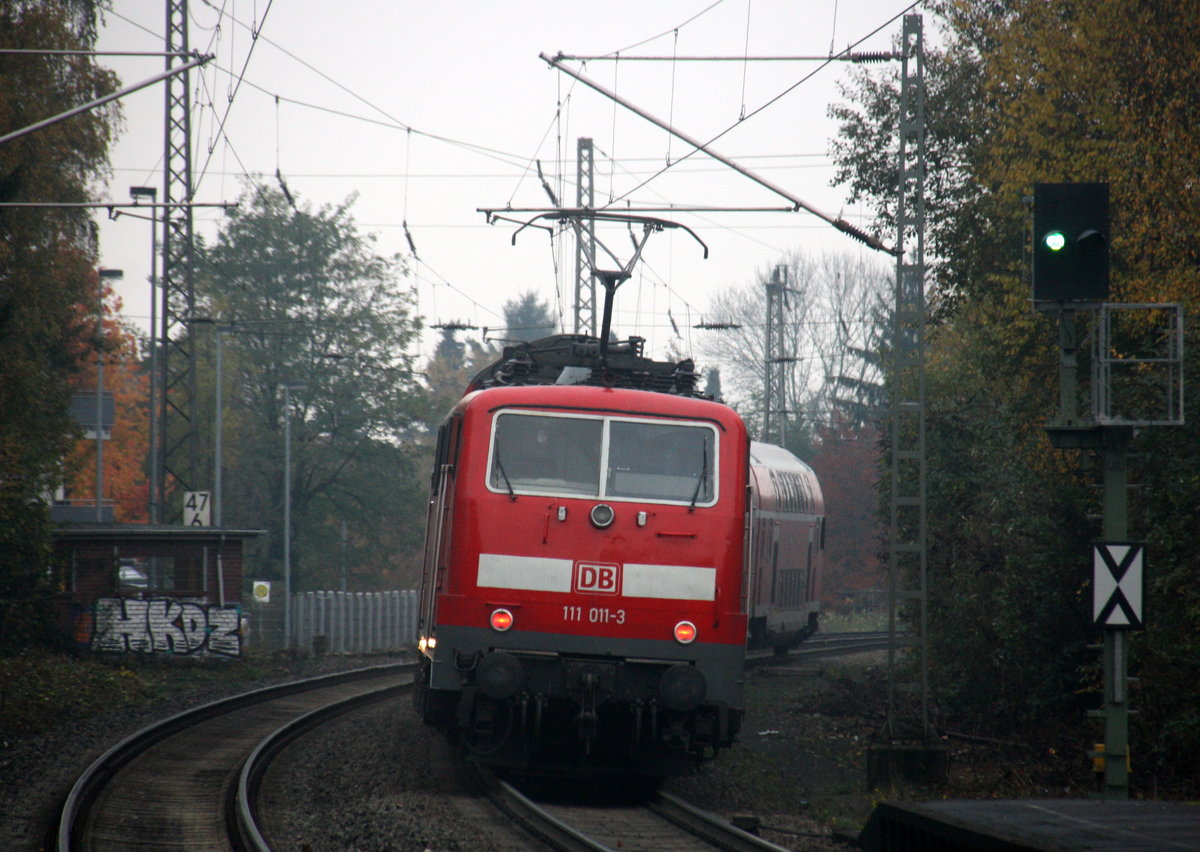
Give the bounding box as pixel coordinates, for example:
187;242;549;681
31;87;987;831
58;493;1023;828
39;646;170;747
674;620;697;644
490;608;514;631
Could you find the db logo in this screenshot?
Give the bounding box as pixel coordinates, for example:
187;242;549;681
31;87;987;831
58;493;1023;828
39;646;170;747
573;561;621;595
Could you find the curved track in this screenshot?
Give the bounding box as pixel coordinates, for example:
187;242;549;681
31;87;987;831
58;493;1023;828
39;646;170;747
57;663;412;852
57;634;882;850
234;672;410;850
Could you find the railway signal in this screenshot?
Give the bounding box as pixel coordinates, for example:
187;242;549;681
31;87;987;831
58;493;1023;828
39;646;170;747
1093;542;1146;630
1033;182;1110;302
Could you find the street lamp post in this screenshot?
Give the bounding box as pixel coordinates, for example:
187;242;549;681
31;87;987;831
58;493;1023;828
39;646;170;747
213;324;233;528
130;186;159;521
282;380;306;648
96;268;123;522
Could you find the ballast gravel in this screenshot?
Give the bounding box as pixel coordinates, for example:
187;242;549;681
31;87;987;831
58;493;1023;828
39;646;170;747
1;654;855;851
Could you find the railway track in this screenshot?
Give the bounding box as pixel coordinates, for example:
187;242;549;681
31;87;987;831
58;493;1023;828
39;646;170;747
469;633;884;851
55;634;880;851
747;630;899;667
478;765;794;852
56;662;413;852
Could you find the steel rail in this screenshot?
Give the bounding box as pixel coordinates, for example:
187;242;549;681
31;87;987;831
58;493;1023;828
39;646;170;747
745;631;907;669
234;675;412;850
649;791;795;852
55;662;411;852
476;761;798;852
473;763;610;852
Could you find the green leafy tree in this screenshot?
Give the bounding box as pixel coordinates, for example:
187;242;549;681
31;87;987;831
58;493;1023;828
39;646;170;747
831;0;1200;778
197;184;427;589
703;367;722;402
0;1;119;650
433;325;465;371
501;289;557;342
421;325;495;431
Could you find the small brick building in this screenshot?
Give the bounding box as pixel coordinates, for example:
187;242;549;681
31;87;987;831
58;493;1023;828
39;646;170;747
53;524;264;657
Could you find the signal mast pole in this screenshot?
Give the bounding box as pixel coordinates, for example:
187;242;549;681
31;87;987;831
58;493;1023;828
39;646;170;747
1035;181;1183;798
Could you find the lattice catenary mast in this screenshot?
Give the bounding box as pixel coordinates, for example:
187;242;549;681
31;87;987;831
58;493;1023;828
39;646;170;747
156;0;199;522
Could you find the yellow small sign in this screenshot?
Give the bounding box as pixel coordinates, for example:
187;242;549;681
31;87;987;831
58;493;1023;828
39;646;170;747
252;581;271;603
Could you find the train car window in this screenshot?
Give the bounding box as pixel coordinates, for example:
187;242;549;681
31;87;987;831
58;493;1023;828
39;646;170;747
797;473;812;513
606;421;715;504
491;413;602;496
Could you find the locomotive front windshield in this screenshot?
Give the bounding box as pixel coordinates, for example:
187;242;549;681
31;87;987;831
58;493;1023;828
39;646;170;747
489;412;717;505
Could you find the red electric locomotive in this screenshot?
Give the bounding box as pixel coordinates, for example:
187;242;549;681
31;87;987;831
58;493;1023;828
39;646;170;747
414;334;823;775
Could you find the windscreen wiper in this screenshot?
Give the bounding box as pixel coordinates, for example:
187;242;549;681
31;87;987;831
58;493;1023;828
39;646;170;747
689;438;708;510
494;441;517;501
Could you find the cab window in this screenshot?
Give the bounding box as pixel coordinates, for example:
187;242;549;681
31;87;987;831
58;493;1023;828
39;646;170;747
488;411;717;506
490;413;601;496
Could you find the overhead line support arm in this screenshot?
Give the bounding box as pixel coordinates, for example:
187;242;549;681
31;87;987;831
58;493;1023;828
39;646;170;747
540;52;897;256
0;53;212;147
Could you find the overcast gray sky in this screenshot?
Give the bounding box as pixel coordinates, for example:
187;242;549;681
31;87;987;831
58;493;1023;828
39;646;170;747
95;1;922;361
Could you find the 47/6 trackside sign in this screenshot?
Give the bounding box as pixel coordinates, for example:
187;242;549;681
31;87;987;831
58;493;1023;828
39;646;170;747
183;490;211;526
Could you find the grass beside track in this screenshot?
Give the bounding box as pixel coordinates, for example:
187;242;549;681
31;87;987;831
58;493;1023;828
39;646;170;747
1;613;888;739
0;648;388;739
817;610;888;634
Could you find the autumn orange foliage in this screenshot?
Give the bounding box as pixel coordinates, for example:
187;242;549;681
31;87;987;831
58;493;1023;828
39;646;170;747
63;282;150;522
808;419;884;608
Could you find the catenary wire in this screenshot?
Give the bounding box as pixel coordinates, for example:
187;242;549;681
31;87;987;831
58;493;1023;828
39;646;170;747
596;1;923;210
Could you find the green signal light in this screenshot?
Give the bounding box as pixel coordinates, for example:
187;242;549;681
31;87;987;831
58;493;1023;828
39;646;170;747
1044;230;1067;252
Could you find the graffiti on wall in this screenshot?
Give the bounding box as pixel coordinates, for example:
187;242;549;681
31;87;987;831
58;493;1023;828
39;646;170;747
92;597;241;657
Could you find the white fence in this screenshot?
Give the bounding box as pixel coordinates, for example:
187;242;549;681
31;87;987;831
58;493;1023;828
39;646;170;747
290;590;419;654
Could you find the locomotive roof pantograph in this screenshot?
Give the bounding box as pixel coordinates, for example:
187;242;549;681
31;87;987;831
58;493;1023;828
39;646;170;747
466;333;705;398
477;207;708;369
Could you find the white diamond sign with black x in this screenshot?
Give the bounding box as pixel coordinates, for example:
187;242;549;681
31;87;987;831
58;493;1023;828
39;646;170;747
1093;542;1146;629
